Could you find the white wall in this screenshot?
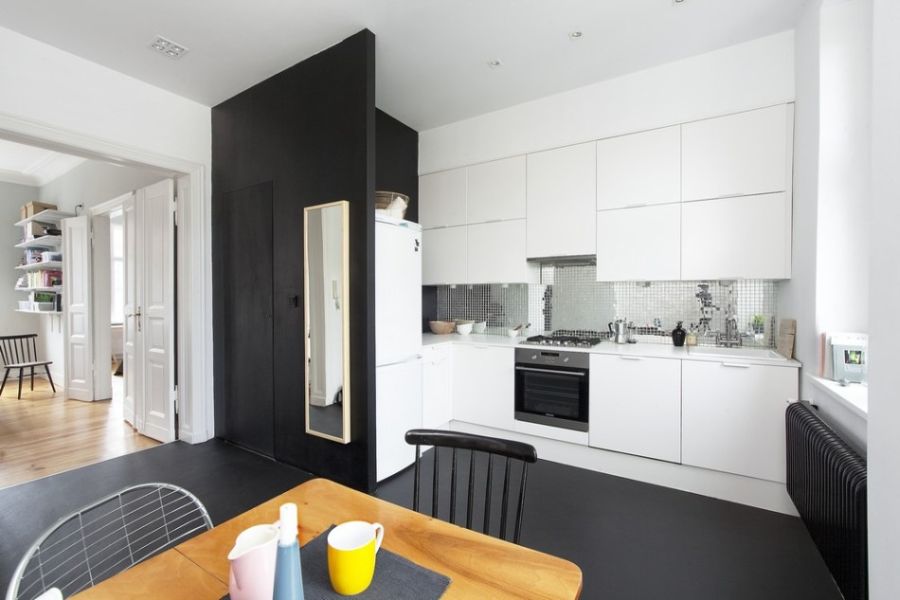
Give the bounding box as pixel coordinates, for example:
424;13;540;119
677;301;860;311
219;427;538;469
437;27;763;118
867;0;900;595
35;160;169;385
815;0;872;341
779;1;821;401
419;31;795;173
0;181;40;336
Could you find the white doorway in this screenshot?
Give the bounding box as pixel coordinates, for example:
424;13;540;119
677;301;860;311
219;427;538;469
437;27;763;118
63;178;178;443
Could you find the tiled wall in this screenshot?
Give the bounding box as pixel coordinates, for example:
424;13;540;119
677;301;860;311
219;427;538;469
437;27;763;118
434;264;779;347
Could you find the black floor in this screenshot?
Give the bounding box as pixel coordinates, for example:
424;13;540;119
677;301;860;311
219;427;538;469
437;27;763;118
0;440;311;598
0;442;841;600
376;452;843;600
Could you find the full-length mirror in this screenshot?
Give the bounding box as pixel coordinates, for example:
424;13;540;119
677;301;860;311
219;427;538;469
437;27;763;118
304;200;350;443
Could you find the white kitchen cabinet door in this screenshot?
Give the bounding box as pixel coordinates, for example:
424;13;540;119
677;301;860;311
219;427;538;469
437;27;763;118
466;156;526;224
419;168;467;229
682;104;791;201
376;359;423;481
682;360;798;482
596;204;680;281
422;344;453;429
452;344;515;431
467;219;538;284
681;193;791;280
596;126;681;210
589;355;681;462
422;226;467;285
526;143;597;258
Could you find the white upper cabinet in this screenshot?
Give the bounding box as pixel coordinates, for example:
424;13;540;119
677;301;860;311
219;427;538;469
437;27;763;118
466;156;526;224
681;193;791;280
467;220;537;284
596;126;681;210
596;204;681;281
589;354;682;463
422;226;467;285
419;167;467;229
526;143;597;258
681;104;791;202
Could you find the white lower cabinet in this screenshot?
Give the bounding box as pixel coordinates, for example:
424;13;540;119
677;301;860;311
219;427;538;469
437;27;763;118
682;360;798;482
422;344;453;429
452;345;514;431
589;355;681;462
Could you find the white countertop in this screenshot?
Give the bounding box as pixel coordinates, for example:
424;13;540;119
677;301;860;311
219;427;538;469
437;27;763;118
807;374;868;418
422;332;801;367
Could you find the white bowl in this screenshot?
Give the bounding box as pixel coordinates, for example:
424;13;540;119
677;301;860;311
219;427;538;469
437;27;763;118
472;321;487;333
456;323;474;335
507;328;520;338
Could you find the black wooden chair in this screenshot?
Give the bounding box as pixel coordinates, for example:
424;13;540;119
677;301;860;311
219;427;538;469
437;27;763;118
0;334;56;399
404;429;538;544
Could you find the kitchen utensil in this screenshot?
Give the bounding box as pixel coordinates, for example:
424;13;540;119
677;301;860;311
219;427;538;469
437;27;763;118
456;322;473;335
228;524;280;600
608;320;629;344
428;320;455;335
327;521;384;595
472;321;487;333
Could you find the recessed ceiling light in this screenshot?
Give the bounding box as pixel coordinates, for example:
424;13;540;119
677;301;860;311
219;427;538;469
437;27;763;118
487;59;502;69
150;36;189;59
569;31;583;40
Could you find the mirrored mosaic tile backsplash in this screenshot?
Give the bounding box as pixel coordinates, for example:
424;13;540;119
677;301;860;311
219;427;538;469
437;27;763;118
434;264;778;348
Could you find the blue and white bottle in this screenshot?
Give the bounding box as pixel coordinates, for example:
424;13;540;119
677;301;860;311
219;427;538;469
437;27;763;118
274;502;305;600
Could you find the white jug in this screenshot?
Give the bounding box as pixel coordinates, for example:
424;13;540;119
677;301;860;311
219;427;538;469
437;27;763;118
227;524;280;600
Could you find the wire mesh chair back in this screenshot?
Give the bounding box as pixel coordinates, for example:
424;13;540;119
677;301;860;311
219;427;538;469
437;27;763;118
6;483;213;600
404;429;538;544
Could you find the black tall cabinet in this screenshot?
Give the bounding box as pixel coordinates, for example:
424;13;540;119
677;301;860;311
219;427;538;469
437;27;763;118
213;30;418;492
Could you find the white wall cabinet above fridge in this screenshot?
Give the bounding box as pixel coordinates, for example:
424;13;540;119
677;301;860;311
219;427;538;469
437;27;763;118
526;142;597;258
681;104;792;202
466;156;526;223
596;125;681;210
419;167;467;229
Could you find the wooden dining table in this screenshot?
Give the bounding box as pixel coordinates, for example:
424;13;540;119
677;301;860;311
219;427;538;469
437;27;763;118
75;478;582;599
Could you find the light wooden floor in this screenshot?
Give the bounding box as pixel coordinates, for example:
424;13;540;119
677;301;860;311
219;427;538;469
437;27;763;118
0;376;159;490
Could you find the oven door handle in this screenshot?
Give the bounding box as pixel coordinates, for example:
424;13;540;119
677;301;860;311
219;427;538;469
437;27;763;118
515;366;586;377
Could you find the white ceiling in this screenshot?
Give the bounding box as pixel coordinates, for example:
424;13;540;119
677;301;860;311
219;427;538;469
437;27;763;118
0;139;85;187
0;0;807;131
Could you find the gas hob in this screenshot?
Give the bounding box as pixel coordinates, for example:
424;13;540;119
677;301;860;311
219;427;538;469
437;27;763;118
522;329;604;348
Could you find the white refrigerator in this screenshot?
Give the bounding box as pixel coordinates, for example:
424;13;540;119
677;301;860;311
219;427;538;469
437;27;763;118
375;214;423;482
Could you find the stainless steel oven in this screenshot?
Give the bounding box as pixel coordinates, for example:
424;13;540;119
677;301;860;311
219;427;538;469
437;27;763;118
514;348;589;432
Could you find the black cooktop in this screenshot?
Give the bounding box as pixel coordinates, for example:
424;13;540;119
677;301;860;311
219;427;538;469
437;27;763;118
523;329;604;348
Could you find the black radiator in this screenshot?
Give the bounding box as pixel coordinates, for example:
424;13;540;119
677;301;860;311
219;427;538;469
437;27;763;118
786;402;867;600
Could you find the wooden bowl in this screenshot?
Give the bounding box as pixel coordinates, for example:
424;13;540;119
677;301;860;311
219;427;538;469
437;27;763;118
429;320;456;335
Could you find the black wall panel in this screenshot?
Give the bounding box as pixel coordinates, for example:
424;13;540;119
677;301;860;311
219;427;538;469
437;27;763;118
375;109;419;222
213;30;376;491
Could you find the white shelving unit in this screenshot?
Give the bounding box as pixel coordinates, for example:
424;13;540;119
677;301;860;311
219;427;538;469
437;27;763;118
14;208;71;316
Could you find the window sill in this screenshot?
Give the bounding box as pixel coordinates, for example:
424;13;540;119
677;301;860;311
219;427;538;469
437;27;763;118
807;374;868;419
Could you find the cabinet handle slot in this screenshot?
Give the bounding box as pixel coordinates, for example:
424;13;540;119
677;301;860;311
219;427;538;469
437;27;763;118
721;362;751;368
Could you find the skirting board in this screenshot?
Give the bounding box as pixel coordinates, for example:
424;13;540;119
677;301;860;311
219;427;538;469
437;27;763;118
450;420;799;516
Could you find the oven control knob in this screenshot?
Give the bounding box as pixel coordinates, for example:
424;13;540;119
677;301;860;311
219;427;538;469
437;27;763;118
563;357;569;363
531;354;538;360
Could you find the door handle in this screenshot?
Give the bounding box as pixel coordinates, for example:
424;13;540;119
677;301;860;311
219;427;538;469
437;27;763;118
619;356;642;361
126;308;142;333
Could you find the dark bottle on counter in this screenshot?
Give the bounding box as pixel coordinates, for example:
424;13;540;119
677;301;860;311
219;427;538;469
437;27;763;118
672;321;687;347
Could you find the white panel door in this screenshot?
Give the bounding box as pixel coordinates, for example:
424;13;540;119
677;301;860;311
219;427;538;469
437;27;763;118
596;126;681;210
422;226;467;285
376;360;423;481
138;179;175;443
589;354;681;463
452;345;514;430
90;214;113;401
62;216;94;401
419;168;467;229
466;156;526;224
681;193;791;280
526;142;597;258
123;193;140;427
682;104;790;201
682;360;798;482
596;204;681;281
467;219;537;284
376;220;422;366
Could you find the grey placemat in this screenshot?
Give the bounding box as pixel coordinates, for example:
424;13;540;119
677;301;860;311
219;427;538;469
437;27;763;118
223;526;450;599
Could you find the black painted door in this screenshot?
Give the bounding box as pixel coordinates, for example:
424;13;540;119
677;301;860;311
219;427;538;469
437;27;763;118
220;182;275;456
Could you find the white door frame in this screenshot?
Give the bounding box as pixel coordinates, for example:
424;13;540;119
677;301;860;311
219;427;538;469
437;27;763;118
0;113;213;444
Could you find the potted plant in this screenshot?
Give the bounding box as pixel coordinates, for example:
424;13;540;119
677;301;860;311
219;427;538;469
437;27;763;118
751;314;766;334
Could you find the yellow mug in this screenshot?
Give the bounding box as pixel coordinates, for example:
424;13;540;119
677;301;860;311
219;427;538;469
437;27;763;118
327;520;385;595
